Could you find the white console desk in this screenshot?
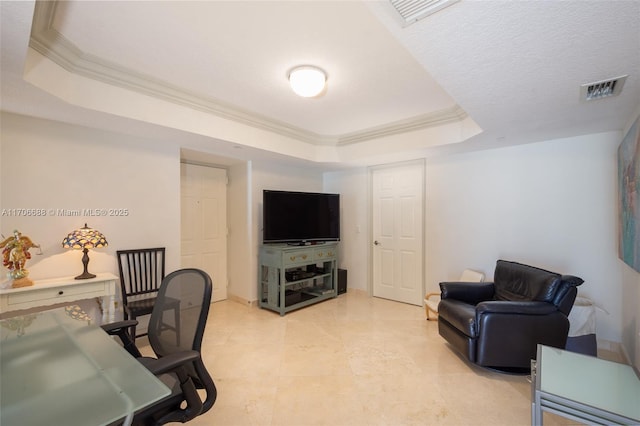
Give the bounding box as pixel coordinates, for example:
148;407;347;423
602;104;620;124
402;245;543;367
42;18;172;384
531;344;640;425
0;273;118;323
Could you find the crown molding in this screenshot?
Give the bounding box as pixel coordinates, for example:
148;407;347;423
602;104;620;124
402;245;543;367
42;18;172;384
337;105;467;145
29;0;467;147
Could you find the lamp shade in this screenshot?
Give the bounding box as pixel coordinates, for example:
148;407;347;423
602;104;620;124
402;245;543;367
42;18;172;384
62;223;107;280
288;66;326;98
62;223;108;250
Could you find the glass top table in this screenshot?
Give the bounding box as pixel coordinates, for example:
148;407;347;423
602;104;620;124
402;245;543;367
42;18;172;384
531;344;640;425
0;307;170;426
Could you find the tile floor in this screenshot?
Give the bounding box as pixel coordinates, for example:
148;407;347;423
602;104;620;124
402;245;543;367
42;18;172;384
139;291;586;426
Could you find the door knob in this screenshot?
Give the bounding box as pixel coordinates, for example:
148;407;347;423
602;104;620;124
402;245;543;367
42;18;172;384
374;240;381;246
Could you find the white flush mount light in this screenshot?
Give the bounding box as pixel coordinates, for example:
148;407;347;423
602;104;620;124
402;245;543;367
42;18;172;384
288;66;326;98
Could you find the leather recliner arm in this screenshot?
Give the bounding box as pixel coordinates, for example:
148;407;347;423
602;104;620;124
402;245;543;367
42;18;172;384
440;282;495;305
476;300;559;316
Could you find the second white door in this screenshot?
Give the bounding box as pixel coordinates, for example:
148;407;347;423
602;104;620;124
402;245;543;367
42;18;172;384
371;161;424;305
181;163;227;302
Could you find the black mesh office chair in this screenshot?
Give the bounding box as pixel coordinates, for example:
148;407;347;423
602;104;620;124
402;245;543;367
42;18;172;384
103;268;217;425
117;248;174;340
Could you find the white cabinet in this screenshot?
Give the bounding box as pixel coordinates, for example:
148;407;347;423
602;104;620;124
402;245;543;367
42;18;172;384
0;273;118;322
259;243;338;315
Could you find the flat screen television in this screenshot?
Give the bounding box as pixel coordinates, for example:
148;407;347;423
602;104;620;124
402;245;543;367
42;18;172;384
263;190;340;244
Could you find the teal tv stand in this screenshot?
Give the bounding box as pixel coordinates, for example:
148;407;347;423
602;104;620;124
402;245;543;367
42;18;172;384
259;242;338;316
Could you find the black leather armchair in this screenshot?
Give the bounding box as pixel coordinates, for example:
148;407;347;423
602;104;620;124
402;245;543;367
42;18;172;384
437;260;584;372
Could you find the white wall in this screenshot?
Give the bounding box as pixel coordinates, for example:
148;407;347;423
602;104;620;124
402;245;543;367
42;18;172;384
328;131;624;345
324;168;369;292
426;132;622;343
3;111;634;362
1;112;181;281
227;161;252;302
0;112;329;306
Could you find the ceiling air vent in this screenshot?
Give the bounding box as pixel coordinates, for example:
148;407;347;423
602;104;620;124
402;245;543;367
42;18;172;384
580;75;628;102
389;0;460;26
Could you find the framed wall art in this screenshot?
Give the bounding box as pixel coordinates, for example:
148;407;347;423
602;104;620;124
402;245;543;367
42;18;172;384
618;115;640;272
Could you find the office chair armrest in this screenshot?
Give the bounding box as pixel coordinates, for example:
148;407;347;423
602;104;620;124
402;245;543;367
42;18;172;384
101;319;139;334
101;320;142;358
145;350;200;376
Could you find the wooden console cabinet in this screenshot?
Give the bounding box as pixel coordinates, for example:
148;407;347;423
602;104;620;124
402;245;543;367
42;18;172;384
259;243;338;315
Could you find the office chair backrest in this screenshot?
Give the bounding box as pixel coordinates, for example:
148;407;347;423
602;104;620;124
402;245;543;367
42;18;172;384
149;268;212;357
145;268;217;420
117;248;166;299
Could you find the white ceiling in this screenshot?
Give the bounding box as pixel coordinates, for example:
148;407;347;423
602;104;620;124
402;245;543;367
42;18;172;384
1;0;639;168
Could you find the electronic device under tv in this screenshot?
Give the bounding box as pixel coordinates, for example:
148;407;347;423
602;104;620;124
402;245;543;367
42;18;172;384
263;190;340;245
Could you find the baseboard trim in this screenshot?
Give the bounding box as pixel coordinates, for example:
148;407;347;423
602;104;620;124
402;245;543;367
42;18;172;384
597;338;629;364
227;293;258;308
228;288;364;309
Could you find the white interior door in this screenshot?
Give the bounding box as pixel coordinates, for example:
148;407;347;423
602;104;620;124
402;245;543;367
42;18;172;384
371;161;424;305
181;163;227;302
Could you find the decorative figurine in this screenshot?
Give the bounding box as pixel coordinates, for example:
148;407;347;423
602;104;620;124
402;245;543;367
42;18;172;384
0;230;40;288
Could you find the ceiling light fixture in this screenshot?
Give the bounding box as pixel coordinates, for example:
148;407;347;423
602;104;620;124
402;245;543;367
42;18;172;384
288;66;326;98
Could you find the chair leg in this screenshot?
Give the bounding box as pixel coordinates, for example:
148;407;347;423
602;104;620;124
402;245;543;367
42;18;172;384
130;314;138;342
426;307;438;321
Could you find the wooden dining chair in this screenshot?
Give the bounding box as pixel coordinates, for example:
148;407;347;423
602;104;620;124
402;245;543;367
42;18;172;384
117;247;175;340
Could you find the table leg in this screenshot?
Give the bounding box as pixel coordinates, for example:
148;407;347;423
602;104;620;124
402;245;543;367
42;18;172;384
531;359;543;425
98;295;116;324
